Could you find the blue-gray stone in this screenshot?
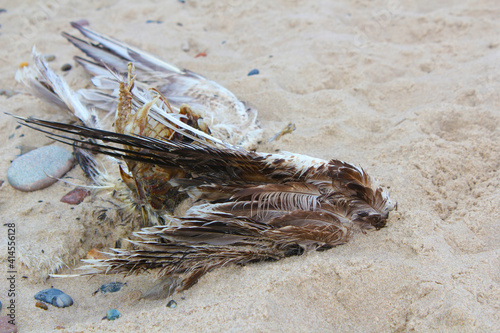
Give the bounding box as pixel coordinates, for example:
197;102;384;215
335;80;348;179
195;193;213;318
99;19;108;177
247;69;260;76
106;309;121;320
34;288;73;308
100;282;125;294
8;145;74;191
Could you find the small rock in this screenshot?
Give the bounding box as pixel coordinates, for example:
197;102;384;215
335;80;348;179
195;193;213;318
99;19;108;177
181;41;190;52
0;316;16;333
166;300;177;309
247;69;260;76
7;145;74;191
60;187;90;205
43;54;56;62
96;282;126;294
61;63;72;71
35;301;48;310
34;288;73;308
106;309;121;320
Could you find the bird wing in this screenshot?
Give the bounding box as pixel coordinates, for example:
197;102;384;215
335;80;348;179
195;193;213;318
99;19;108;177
63;22;262;148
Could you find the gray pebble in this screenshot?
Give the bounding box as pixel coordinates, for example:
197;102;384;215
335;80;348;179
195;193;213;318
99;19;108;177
99;282;125;294
34;288;73;308
181;41;190;52
8;145;74;191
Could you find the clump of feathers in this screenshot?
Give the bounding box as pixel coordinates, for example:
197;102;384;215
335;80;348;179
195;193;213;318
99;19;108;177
14;22;396;298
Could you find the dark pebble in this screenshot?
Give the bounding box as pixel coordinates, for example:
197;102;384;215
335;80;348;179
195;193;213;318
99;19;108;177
166;300;177;309
7;145;74;192
34;288;73;308
247;69;260;76
96;282;125;294
61;63;72;71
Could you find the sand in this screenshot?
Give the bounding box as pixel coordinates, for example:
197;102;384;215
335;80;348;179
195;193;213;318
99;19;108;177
0;0;499;332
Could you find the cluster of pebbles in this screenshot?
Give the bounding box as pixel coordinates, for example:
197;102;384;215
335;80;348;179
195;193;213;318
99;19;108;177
33;283;127;322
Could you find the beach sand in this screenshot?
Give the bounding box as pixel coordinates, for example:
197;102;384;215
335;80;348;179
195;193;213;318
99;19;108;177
0;0;499;331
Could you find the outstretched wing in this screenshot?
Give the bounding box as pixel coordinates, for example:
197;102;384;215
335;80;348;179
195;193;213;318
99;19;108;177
63;21;262;148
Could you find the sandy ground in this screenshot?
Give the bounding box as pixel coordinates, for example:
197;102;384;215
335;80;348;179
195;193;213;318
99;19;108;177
0;0;499;332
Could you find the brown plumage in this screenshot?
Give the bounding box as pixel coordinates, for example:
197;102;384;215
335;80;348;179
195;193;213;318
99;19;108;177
14;22;396;298
16;97;394;296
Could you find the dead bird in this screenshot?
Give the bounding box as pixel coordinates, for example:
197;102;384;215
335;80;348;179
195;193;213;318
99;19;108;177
14;22;395;298
15;67;395;297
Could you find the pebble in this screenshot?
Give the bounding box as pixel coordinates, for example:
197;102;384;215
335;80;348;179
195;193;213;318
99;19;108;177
60;187;90;205
34;288;73;308
0;316;16;333
166;300;177;309
43;54;56;62
35;301;48;310
61;63;72;71
7;145;74;192
247;69;260;76
98;282;125;294
181;41;190;52
106;309;121;320
0;300;2;312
